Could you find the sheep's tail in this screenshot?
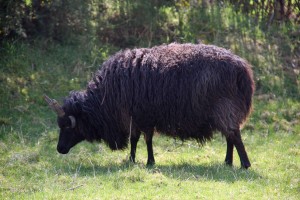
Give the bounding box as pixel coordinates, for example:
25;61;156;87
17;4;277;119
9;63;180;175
237;63;255;119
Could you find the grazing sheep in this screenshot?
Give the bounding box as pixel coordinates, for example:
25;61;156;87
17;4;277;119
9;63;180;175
45;43;255;168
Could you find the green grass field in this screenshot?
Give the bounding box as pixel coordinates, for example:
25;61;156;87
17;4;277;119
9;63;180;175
0;118;299;199
0;40;299;200
1;3;300;199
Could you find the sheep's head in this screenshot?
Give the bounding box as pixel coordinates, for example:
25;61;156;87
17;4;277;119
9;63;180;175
44;95;84;154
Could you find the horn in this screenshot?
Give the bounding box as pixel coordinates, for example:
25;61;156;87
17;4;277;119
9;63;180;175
44;95;65;117
68;116;76;128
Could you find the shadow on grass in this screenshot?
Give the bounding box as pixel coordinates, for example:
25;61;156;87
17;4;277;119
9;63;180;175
55;158;262;183
153;162;262;182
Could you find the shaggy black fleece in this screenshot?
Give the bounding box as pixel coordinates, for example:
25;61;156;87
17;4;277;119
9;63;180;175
62;43;254;150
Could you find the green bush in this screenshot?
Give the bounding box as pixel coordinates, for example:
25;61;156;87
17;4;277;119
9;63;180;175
0;0;91;41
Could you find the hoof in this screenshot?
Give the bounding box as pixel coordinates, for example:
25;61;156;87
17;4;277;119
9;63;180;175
241;162;251;169
129;156;135;163
225;159;233;166
146;160;155;167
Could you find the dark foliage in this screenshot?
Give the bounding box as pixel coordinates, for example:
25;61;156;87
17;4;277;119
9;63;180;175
227;0;300;23
0;0;90;41
1;0;298;44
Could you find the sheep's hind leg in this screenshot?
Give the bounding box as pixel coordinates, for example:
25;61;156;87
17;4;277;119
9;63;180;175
144;129;155;166
229;129;251;169
129;130;141;163
225;137;234;166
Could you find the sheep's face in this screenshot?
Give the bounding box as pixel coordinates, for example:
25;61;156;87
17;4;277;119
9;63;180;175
56;116;84;154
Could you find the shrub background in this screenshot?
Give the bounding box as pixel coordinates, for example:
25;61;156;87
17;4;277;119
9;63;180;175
0;1;299;199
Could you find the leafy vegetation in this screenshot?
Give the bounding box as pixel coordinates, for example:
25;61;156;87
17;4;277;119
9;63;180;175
0;1;299;199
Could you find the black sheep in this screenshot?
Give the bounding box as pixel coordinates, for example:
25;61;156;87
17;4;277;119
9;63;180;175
45;43;255;168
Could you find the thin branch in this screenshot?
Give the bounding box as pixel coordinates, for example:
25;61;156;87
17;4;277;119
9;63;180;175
65;184;84;191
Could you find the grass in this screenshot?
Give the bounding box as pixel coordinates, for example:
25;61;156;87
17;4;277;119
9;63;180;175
1;3;300;199
0;41;299;199
0;125;299;199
